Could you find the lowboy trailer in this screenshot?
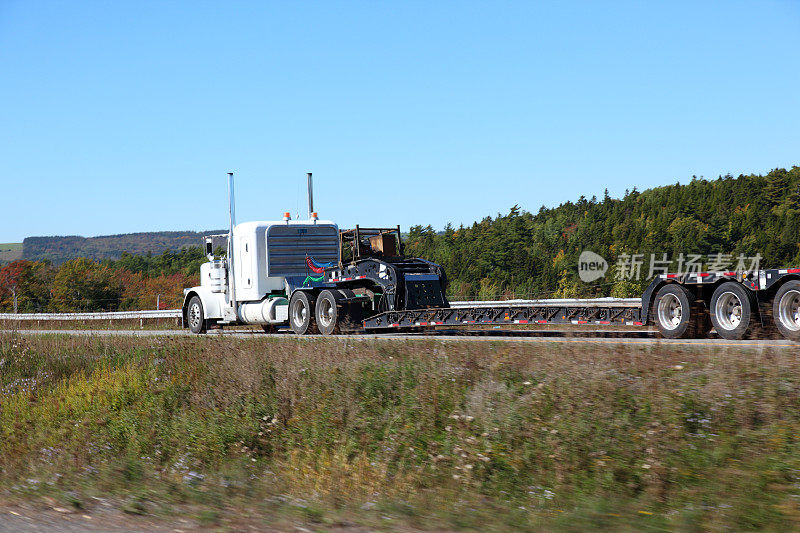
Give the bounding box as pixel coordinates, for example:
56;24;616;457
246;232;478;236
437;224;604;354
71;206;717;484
183;173;800;342
362;270;800;341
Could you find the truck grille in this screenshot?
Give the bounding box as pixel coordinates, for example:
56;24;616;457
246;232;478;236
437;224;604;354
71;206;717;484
266;225;339;276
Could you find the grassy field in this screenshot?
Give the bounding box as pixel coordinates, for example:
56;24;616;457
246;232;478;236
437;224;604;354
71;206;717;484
0;242;22;263
2;334;800;530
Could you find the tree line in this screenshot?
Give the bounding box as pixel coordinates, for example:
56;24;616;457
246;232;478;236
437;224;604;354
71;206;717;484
0;248;206;312
405;167;800;300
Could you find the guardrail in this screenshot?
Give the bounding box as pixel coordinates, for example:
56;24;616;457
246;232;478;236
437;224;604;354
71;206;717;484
0;310;181;321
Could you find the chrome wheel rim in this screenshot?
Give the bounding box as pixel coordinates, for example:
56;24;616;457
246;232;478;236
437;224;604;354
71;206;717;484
778;290;800;332
189;302;202;329
657;293;682;330
318;297;334;329
715;291;742;330
292;299;307;326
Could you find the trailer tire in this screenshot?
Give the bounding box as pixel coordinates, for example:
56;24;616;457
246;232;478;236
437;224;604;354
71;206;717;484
187;296;207;334
289;291;318;335
316;290;342;336
654;284;697;339
710;282;753;340
773;280;800;341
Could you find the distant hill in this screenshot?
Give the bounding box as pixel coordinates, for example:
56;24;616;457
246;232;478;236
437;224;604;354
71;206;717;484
22;231;225;264
0;243;23;264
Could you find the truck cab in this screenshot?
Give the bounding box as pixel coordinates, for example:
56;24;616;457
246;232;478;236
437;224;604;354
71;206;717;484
182;172;450;336
183;214;339;333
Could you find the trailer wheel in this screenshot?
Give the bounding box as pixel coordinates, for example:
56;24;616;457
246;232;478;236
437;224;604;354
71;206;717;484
289;291;318;335
773;280;800;341
710;282;753;340
315;290;343;335
187;296;207;334
654;284;697;338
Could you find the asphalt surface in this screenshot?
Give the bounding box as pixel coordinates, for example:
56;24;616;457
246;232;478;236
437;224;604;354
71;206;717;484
0;503;197;533
5;328;799;348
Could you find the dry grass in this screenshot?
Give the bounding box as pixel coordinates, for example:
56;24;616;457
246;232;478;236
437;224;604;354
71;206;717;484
1;333;800;530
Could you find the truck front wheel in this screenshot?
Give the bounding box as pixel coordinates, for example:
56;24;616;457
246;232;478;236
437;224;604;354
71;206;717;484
289;291;318;335
187;296;207;334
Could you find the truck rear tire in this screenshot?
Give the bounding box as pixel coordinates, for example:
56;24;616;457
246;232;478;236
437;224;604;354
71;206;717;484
654;284;698;339
187;296;207;334
773;280;800;341
710;282;753;340
289;291;318;335
316;290;342;335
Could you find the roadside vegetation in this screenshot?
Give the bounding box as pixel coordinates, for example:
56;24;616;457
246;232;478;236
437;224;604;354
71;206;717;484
0;250;204;313
2;333;800;530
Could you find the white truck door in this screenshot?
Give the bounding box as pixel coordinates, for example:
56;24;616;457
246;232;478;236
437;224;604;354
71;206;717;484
239;236;253;288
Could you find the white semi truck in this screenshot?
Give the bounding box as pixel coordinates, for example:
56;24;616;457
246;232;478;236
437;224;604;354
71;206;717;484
183;173;800;341
184;173;339;334
183;172;448;335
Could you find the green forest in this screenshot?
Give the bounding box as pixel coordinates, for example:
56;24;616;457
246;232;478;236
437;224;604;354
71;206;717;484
1;167;798;311
406;166;800;300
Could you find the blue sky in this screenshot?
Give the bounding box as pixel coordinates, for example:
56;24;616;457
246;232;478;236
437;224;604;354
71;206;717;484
1;1;799;242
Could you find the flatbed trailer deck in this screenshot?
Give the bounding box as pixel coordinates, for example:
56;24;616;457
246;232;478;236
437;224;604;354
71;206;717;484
362;298;643;329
